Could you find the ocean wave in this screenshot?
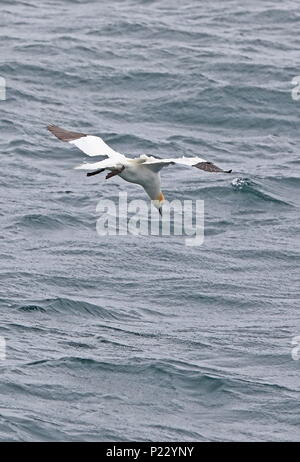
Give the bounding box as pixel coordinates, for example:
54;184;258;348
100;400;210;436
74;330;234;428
20;355;260;400
231;177;294;206
17;297;141;320
12;213;88;231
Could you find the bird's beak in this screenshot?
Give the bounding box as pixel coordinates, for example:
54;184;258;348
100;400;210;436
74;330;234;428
159;207;162;216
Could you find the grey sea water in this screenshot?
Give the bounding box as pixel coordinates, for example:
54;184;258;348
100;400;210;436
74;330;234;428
0;0;299;442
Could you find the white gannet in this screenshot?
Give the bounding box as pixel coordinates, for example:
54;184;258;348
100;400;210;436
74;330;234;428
47;125;232;215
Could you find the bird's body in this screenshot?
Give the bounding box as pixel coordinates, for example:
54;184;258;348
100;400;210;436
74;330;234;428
118;160;162;200
47;124;232;213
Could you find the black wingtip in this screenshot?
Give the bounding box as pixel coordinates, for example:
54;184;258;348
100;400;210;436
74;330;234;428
226;169;232;173
86;168;105;177
47;124;87;141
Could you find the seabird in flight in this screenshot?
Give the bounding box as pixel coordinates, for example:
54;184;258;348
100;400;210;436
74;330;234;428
47;125;232;215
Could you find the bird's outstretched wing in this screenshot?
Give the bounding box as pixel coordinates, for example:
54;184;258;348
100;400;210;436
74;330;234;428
74;157;127;171
47;124;125;160
142;156;232;173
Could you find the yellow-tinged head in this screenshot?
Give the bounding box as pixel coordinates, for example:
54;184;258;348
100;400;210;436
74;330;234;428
153;192;165;216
